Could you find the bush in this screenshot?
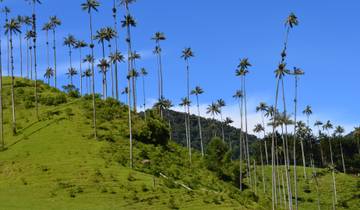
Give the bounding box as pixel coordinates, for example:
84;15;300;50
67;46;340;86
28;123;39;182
133;117;170;146
39;93;67;106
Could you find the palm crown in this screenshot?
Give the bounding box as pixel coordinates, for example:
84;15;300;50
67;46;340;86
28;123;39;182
81;0;100;13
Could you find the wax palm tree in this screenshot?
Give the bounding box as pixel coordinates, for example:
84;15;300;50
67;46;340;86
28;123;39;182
303;105;313;126
104;27;117;98
121;14;137;117
94;28;107;58
109;51;125;98
83;68;92;94
25;30;34;79
129;51;141;111
236;58;252;189
81;0;100;140
120;1;136;168
42;21;52;70
152;31;166;99
49;16;61;88
314;120;325;165
289;67;304;209
206;102;220;136
17;15;25;77
256;102;269;164
5;18;21;135
323;120;337;209
180;97;191;159
26;0;42;121
74;40;87;95
140;68;148;120
43;67;54;85
216;99;226;142
154;97;172;119
334;126;346;173
181;47;194;163
233;90;245;191
63;34;76;83
191;86;204;157
66;67;77;86
97;59;110;99
253;123;266;193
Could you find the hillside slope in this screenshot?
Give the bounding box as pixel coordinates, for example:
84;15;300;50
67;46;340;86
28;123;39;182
0;78;358;210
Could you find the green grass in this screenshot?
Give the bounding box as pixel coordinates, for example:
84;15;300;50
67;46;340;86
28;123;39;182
0;77;358;210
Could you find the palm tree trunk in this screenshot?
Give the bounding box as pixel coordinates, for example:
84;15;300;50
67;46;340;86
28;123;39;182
79;48;83;95
261;113;269;164
89;12;97;140
52;29;57;88
238;99;243;191
109;44;114;98
142;75;146;121
220;112;225;142
32;5;39;121
271;78;280;210
186;59;191;163
253;160;257;194
293;74;299;210
26;37;29;79
260;143;266;193
6;14;10;76
281;78;293;210
339;139;346;173
158;43;164;99
196;95;204;157
125;4;134;168
112;1;120;100
0;32;4;149
243;75;252;188
46;30;49;68
30;46;33;80
9;31;16;135
19;33;23;77
328;135;337;209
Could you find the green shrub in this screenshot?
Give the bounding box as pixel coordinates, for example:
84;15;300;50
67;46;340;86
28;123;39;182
133;117;170;146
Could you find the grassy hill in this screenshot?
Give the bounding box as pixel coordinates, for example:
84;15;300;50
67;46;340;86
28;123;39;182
0;77;358;210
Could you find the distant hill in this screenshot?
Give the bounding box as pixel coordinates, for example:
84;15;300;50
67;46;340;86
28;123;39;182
162;109;258;157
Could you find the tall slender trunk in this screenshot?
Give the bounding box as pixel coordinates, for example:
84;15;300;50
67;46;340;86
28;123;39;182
19;33;23;77
260;143;266;193
125;3;134;168
158;42;164;99
109;44;114;98
281;78;293;210
46;30;49;68
196;95;204;157
339;139;346;173
52;29;57;88
253;160;257;194
30;46;33;80
26;36;29;79
0;31;4;149
271;78;280;210
100;42;106;99
79;47;83;95
328;134;337;209
261;112;269;164
243;75;252;188
186;59;191;163
142;74;146;121
9;31;16;135
89;12;97;139
32;5;39;121
293;74;299;210
220;111;225;142
112;2;119;100
6;14;9;76
238;99;243;191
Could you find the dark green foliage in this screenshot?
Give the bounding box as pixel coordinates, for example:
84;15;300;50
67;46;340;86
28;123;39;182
133;116;170;146
62;84;80;98
39;93;67;106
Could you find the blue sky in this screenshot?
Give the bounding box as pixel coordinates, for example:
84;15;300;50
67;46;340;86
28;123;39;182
2;0;359;134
